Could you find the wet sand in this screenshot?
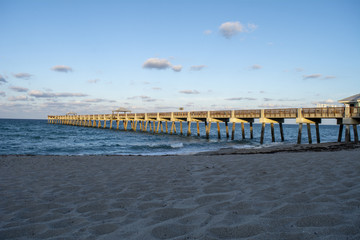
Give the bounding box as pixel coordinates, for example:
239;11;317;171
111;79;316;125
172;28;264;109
1;145;359;239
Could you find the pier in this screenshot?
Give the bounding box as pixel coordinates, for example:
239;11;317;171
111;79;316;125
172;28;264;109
48;106;359;144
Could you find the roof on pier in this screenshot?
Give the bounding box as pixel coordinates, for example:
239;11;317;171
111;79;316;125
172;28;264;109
339;93;360;104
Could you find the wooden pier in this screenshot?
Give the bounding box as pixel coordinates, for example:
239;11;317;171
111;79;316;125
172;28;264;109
48;106;360;144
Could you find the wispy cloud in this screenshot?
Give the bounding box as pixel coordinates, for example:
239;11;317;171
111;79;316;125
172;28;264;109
83;98;115;103
250;64;262;70
179;90;200;94
258;103;291;108
28;90;87;98
226;97;257;101
203;30;212;35
13;73;32;80
51;65;73;73
324;75;336;79
152;87;162;90
171;65;182;72
87;79;100;84
247;23;258;32
142;58;182;72
0;75;7;84
295;68;304;72
127;95;158;102
0;91;6;97
8;95;28;101
190;65;207;71
10;86;29;92
303;74;322;80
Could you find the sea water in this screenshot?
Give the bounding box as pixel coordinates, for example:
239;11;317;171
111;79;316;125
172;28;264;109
0;119;343;155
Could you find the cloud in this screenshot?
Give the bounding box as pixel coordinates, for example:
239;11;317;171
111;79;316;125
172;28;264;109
171;65;182;72
87;79;100;84
295;68;304;72
13;73;32;79
83;98;115;103
250;64;262;70
303;74;322;80
152;87;162;90
127;95;158;102
143;58;171;70
190;65;207;71
179;90;200;94
258;103;291;108
8;95;28;101
203;30;212;35
219;21;244;39
311;99;340;106
247;23;258;32
143;58;182;72
0;91;5;97
10;86;29;92
51;65;73;73
28;90;87;98
324;76;336;79
0;75;7;84
226;97;257;101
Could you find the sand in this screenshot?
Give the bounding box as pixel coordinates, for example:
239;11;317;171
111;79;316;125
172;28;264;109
0;146;360;239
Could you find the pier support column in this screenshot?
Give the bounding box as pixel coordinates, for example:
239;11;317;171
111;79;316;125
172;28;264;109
225;122;229;138
297;123;303;144
123;121;128;131
307;123;312;144
353;124;359;144
241;123;245;140
197;122;200;136
180;122;183;135
279;123;284;142
345;125;351;143
338;124;343;142
116;120;120;130
270;123;275;142
315;123;320;143
260;123;265;144
205;121;211;139
231;123;235;140
165;121;168;133
187;121;191;136
156;121;161;133
217;122;221;139
250;122;253;139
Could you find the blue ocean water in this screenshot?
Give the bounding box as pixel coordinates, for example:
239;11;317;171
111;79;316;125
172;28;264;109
0;119;342;155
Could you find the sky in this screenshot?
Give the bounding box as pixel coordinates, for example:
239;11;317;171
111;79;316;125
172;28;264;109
0;0;359;119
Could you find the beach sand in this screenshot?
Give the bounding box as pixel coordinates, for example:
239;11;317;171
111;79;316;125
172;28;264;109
1;145;360;239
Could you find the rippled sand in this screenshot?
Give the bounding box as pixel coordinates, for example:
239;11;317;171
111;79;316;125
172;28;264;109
1;147;359;239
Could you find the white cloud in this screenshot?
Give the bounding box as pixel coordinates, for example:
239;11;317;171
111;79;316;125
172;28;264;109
13;73;32;79
303;74;322;80
142;58;172;70
143;58;182;72
219;21;244;39
0;91;5;97
28;90;87;98
10;86;29;92
226;97;257;101
247;23;258;32
171;65;182;72
8;95;28;101
250;64;262;70
127;95;158;102
179;90;200;94
51;65;73;73
203;30;212;35
324;76;336;79
87;79;100;84
190;65;207;71
0;74;7;84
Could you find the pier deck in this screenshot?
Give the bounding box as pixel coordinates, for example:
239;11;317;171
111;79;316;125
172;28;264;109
48;107;359;144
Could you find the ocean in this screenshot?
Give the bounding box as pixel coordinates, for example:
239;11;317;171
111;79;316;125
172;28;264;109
0;119;342;155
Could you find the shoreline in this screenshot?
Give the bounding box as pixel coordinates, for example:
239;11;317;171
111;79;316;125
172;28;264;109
1;142;359;157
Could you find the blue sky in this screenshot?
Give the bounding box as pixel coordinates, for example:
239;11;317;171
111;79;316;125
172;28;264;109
0;0;359;119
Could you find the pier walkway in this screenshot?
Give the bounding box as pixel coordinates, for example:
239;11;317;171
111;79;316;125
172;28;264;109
48;107;360;144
